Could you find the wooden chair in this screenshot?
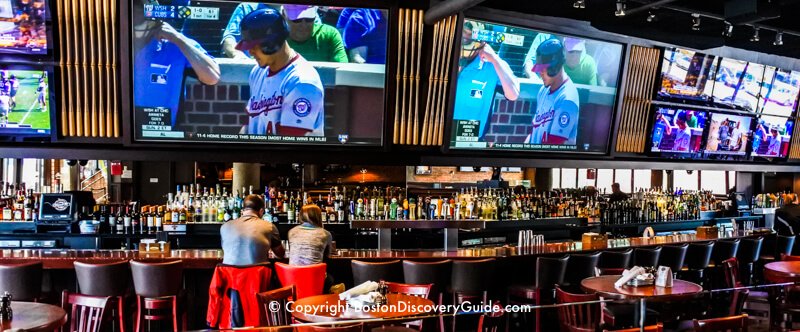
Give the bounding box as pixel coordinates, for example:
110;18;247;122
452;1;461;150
295;323;364;331
693;314;748;331
722;257;743;288
61;290;111;332
256;285;296;327
476;302;504;332
603;324;663;331
375;282;433;331
555;286;601;332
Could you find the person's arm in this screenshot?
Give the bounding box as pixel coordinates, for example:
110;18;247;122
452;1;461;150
156;22;220;85
480;44;520;101
220;4;249;59
348;47;368;64
322;231;333;263
586;55;598;86
269;225;286;259
222;37;248;59
658;115;672;136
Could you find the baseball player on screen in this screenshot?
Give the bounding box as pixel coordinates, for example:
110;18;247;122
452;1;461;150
236;8;325;137
526;39;580;145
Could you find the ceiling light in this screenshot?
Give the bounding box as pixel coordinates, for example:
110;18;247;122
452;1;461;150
774;31;784;46
751;27;760;42
615;0;626;17
722;22;733;37
573;0;586;9
646;11;656;22
691;14;701;31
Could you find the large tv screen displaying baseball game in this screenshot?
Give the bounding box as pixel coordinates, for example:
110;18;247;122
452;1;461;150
0;0;48;55
759;66;800;117
751;115;793;158
448;18;624;153
650;107;706;154
711;58;764;113
658;47;717;102
0;67;52;136
131;0;387;145
704;112;752;157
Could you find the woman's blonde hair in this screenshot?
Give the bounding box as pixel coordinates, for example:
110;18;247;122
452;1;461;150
301;204;323;227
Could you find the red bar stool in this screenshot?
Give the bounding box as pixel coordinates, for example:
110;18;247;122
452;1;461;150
275;262;326;300
130;260;184;332
74;260;130;332
0;261;42;301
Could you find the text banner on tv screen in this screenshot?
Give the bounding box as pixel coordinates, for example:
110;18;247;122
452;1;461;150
449;18;624;153
132;1;387;146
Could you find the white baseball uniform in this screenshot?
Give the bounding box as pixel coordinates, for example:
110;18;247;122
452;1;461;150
528;78;580;145
767;135;781;156
673;126;691;152
246;54;325;136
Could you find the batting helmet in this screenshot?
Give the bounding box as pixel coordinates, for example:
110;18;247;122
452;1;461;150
235;8;289;55
531;38;566;77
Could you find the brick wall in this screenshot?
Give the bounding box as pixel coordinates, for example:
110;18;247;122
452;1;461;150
406;166;525;184
484;99;534;144
175;60;385;137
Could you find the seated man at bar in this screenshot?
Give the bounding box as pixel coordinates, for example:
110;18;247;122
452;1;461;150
776;193;800;236
608;183;629;203
220;195;285;265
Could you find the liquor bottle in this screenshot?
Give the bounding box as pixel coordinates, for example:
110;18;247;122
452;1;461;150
123;206;132;234
108;206;117;234
287;196;296;223
145;206;155;234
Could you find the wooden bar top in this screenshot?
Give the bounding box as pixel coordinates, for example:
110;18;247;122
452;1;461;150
0;233;765;268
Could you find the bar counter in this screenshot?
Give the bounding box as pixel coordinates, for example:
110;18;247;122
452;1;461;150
0;232;761;269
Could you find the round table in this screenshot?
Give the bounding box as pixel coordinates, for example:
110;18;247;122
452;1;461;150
291;293;435;323
765;261;800;283
581;275;703;300
1;302;67;332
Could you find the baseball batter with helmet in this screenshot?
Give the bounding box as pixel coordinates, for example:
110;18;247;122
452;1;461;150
526;38;581;145
236;8;325;137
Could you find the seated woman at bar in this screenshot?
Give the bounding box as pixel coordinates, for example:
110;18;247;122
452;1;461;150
289;204;333;266
220;195;285;265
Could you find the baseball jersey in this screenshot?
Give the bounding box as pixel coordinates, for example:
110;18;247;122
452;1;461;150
453;56;501;138
673;126;691;152
0;95;10;114
528;79;580;145
768;135;782;156
246;55;325;136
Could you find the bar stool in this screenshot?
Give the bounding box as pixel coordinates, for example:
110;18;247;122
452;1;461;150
657;244;688;276
759;234;794;262
402;260;451;332
561;252;600;292
0;261;42;301
710;239;740;289
507;256;568;332
130;260;184;332
598;249;632;275
275;262;326;300
679;241;714;287
75;260;130;332
450;259;495;332
633;247;662;268
736;237;763;285
352;260;402;286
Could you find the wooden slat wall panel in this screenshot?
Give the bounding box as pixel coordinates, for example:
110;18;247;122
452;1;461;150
788;115;800;159
57;0;118;138
391;11;457;146
615;46;660;153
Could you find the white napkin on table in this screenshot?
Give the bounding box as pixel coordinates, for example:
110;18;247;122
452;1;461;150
614;266;646;287
339;281;379;300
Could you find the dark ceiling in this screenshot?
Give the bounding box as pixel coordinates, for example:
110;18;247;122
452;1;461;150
479;0;800;58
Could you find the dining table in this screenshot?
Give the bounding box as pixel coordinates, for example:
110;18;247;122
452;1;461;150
291;293;435;324
0;302;67;332
581;275;704;328
764;261;800;284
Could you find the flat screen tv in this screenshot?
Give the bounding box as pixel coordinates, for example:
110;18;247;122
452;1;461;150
131;0;387;146
0;0;48;56
704;112;752;156
650;107;706;154
448;17;624;153
711;58;764;112
0;67;52;137
759;66;800;117
658;47;717;102
751;114;793;158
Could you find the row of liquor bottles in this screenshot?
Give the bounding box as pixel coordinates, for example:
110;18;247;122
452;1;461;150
0;182;47;222
600;189;718;225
